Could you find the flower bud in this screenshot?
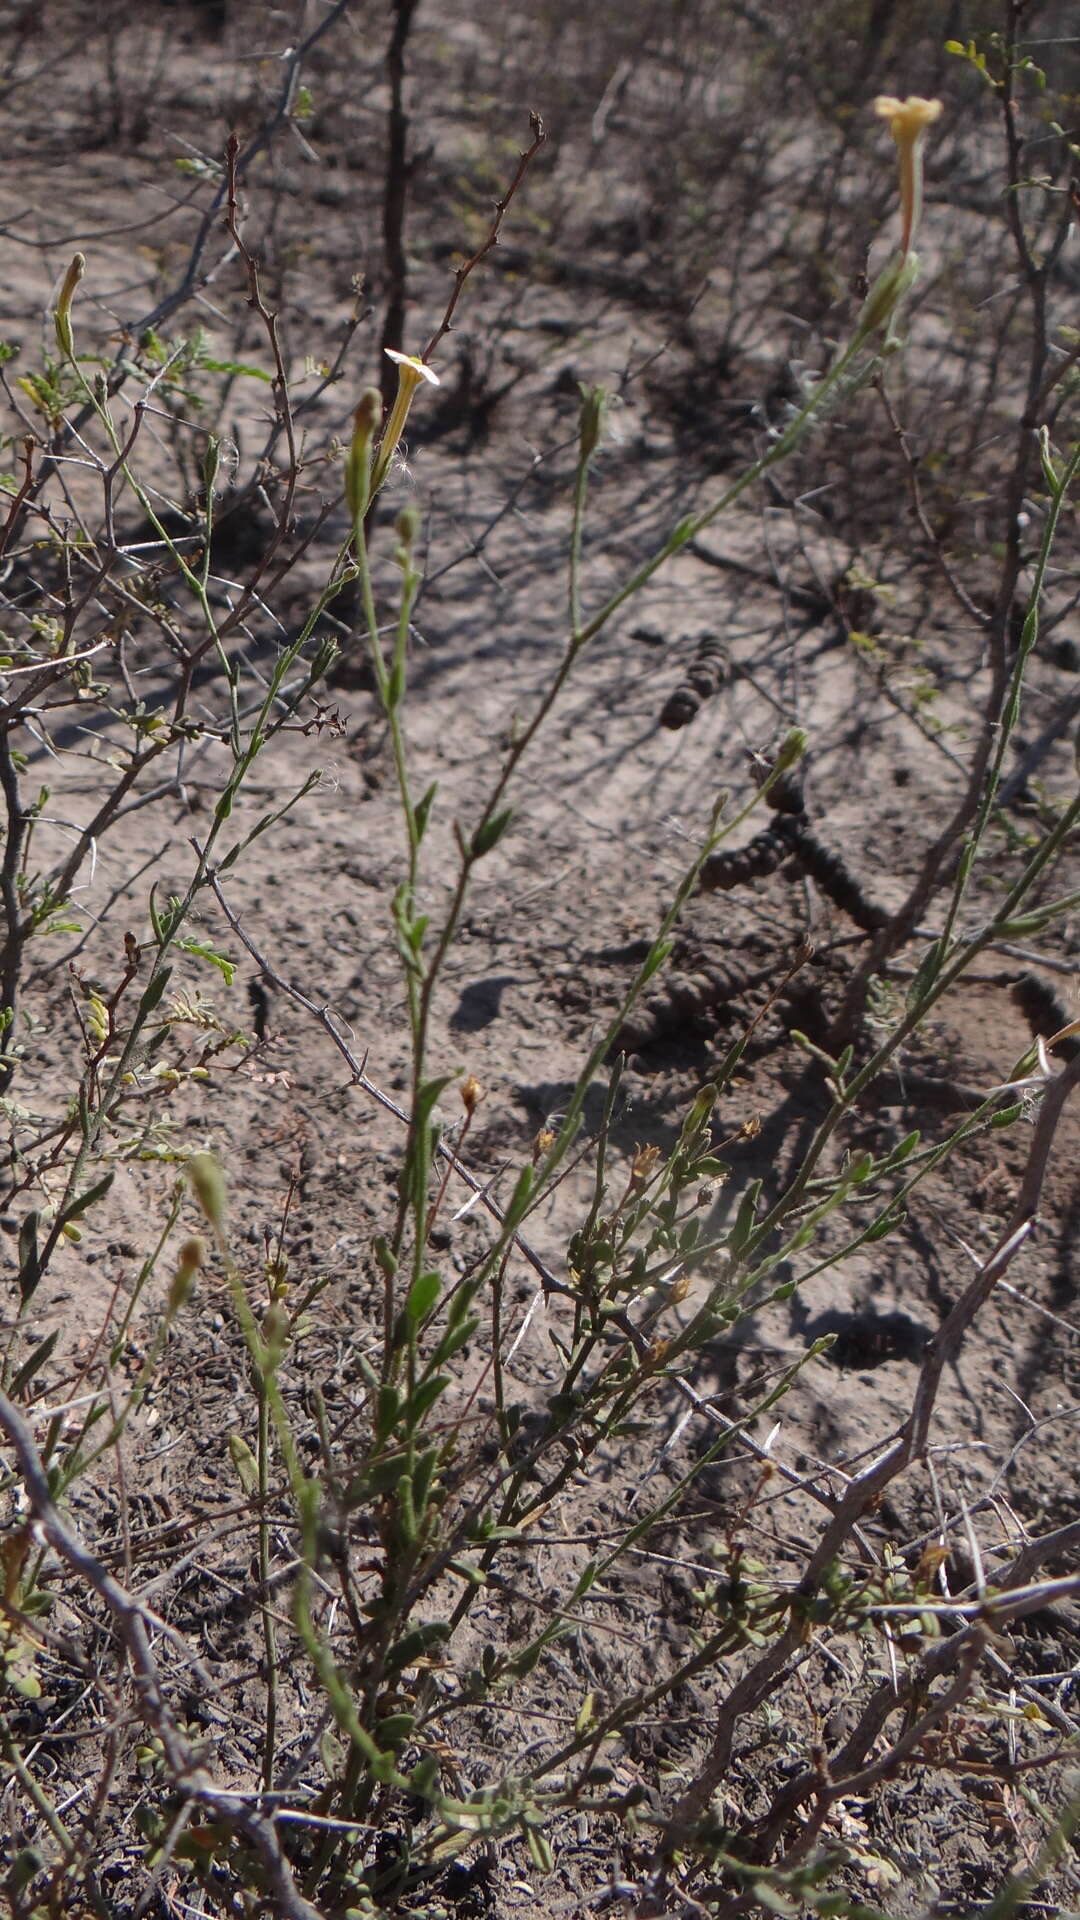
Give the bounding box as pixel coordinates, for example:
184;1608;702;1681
578;384;607;459
54;253;85;360
188;1152;226;1230
395;503;421;549
345;387;383;522
169;1235;205;1310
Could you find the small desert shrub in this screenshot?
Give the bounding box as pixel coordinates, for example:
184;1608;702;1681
0;5;1078;1918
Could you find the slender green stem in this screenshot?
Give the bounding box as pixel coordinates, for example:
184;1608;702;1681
568;432;591;638
930;435;1080;967
258;1379;279;1792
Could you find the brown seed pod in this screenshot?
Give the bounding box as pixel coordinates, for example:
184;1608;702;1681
659;631;730;729
784;823;888;932
615;956;774;1054
698;816;802;893
1011;972;1080;1060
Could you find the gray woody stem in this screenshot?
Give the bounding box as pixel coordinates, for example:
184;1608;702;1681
0;1388;325;1920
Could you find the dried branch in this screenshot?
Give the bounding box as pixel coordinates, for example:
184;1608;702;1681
669;1043;1080;1835
0;1385;322;1920
422;112;547;366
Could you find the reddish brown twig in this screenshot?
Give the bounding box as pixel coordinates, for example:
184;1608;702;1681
0;435;34;560
422;111;547;366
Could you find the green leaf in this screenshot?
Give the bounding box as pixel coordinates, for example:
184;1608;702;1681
2;1641;41;1699
228;1433;260;1497
6;1848;44;1897
408;1754;441;1796
174;936;235;985
448;1557;487;1585
406;1374;450;1424
884;1130;920;1166
693;1157;729;1180
417;1074;455;1121
375;1712;416;1747
411;1447;439;1512
405;1270;441;1325
728;1180;762;1256
9;1328;60;1399
385;1621;449;1678
574;1559;598;1599
136;969;172;1018
638;938;674;988
507;1164;535;1215
470;807;513;859
375;1383;401;1441
751;1883;798;1915
864;1205;905;1242
430;1317;477;1366
414;781;438;840
199;358;272;382
58;1169;114;1231
906;938;945;1008
526;1827;554;1874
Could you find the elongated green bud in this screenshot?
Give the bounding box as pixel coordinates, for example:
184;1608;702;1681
345;387;382;523
188;1152;226;1230
393;502;421;571
578;384;607;459
228;1432;259;1496
774;727;808;774
54;252;85;360
856;253;920;340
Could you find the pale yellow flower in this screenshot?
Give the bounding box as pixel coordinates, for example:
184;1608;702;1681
370;349;442;498
874;95;943;260
874;95;942;142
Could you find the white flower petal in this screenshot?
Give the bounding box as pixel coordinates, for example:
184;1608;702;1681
383;347;441;387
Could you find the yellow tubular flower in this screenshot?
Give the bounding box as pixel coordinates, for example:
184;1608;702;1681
370;348;441;499
874;95;943;260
